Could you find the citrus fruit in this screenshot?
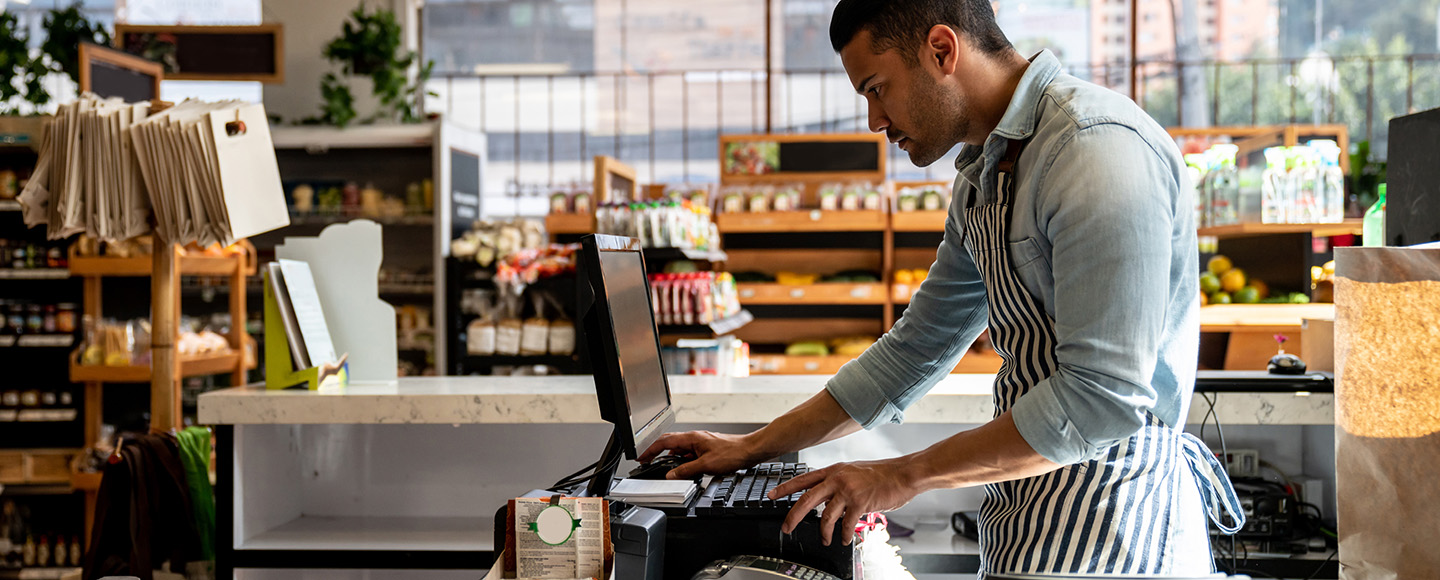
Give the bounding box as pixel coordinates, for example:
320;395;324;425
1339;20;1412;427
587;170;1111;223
1200;291;1209;306
1290;293;1311;304
1235;286;1260;304
1208;255;1233;276
1211;292;1232;304
1220;268;1246;293
1248;279;1269;299
1199;273;1221;295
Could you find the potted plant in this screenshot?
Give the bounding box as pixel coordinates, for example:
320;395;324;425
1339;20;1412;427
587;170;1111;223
308;5;435;127
0;11;49;114
41;3;112;84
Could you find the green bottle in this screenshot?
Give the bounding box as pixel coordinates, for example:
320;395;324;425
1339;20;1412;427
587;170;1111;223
1363;183;1386;247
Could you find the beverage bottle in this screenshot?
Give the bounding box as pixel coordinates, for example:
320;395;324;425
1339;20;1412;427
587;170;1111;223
1363;183;1387;247
1307;140;1345;223
1209;145;1240;226
1261;147;1288;224
1185;153;1208;228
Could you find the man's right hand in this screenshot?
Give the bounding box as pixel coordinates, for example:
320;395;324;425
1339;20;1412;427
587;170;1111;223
638;430;762;480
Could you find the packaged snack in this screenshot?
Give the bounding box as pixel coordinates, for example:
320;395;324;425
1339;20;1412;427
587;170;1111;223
520;294;550;356
819;183;842;211
897;188;920;212
921;186;947;211
550;192;570;214
465;290;497;356
747;189;770;213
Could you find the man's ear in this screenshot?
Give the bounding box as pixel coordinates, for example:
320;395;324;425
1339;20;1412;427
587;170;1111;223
926;24;960;76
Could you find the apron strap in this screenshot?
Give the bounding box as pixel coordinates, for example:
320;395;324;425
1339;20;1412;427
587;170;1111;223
1179;433;1247;535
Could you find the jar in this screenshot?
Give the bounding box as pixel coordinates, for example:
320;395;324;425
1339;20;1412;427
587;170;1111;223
7;302;23;334
25;303;42;333
47;247;62;269
56;303;77;333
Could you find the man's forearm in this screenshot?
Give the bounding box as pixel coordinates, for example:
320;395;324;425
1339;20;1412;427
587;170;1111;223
746;389;864;459
903;410;1063;491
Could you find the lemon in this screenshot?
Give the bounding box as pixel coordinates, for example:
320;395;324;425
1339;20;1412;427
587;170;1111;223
894;269;915;285
1220;268;1246;293
1235;286;1261;304
1211;291;1233;304
1199;273;1221;295
1208;255;1233;276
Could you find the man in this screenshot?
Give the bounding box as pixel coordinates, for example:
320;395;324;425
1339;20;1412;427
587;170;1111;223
641;0;1243;575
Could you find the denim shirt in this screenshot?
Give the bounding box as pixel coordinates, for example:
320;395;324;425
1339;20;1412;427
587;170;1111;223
825;50;1200;466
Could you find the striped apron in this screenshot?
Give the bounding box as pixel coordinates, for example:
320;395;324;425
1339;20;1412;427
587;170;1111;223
965;140;1245;577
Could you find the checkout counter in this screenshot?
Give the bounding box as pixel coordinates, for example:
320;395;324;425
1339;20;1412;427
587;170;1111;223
197;373;1335;579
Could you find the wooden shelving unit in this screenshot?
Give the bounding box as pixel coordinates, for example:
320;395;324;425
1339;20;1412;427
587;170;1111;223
736;282;888;305
68;241;256;544
890;210;949;233
1197;219;1362;239
715;209;887;233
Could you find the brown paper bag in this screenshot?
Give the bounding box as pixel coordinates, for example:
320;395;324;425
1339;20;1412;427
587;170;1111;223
1334;246;1440;579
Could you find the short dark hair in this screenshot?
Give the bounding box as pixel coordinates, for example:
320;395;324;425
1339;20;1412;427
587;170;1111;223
829;0;1013;63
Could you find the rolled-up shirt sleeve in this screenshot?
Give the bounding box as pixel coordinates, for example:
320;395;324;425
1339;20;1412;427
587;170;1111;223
825;203;991;429
1009;123;1179;465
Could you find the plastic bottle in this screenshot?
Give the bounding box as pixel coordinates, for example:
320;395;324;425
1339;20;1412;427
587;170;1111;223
1363;183;1386;247
1292;149;1321;223
1307;140;1346;223
1208;145;1240;226
1261;147;1288;224
1185;153;1209;229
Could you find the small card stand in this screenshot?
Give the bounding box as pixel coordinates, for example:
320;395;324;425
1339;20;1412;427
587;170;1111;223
264;269;348;390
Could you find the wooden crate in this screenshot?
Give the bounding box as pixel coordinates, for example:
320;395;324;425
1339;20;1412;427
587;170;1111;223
26;450;76;484
716;210;887;233
0;452;22;484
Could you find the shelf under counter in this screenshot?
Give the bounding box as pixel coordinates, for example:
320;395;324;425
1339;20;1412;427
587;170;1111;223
239;515;492;552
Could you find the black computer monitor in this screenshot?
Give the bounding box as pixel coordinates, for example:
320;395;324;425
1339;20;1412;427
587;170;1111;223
578;234;676;496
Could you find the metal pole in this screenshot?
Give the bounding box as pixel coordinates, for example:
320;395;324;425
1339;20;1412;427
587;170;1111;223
820;70;828;132
1407;55;1415;113
1212;61;1221;125
514;76;521;189
649;74;656;182
615;75;622;160
1177;62;1186;126
765;0;774;133
549;75;555;187
1252;62;1259;126
682;76;689;179
1366;59;1375;145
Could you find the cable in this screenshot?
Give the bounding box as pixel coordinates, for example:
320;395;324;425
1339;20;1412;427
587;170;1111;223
1302;549;1339;580
1201;391;1237;575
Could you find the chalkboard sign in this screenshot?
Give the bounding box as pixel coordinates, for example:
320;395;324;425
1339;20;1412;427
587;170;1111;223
79;42;162;102
115;24;284;83
720;134;887;182
778;141;880;173
450;148;482;241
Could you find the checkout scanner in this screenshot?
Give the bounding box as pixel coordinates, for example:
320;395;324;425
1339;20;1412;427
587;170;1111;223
498;234;852;580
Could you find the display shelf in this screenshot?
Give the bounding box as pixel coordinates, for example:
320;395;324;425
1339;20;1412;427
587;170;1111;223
69;351;247;383
69;471;102;492
1197;219;1362;239
1199;303;1334;332
0;335;74;348
890;210;949;232
544;213;596;235
716;210;887;233
458;354;583;371
286;213;434;227
659;309;754;336
0;200;20;212
0;566;84;580
379;283;436;296
736;282;887;305
69;252;252;277
0;269;70;280
750;349;1001;375
270;125;435;150
641;247;728;263
238;515;492;552
0;448;80;485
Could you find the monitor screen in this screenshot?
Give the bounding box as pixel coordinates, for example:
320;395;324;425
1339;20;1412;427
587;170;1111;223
580;234;676;463
597;248;670;438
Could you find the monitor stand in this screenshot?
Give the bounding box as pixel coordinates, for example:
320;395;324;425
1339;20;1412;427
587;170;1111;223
583;426;624;498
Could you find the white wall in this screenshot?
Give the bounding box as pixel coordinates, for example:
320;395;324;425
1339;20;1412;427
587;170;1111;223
261;0;416;123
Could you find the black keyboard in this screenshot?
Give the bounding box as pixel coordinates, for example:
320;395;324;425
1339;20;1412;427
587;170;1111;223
695;462;811;517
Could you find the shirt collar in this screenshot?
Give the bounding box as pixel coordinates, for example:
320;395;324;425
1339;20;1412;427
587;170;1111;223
954;49;1063;185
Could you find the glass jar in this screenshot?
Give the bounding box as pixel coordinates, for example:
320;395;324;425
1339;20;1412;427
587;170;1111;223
56;303;77;334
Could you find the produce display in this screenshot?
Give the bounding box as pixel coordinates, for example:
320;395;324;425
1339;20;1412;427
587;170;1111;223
895;185;951;212
1186;140;1345;228
784;336;877;357
1200;254;1308;306
288;179;432;219
650;272;743;326
450;219;547;268
731;270;882;284
722;141;780;176
595;199;720;252
717;182;885;214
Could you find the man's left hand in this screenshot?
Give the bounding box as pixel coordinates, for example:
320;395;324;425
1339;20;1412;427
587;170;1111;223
768;458;924;546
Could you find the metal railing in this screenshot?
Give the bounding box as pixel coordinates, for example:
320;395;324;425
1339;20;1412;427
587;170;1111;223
426;54;1439;207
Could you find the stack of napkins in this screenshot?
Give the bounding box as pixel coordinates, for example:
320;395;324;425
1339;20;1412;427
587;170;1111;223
608;478;699;506
20;95;153;242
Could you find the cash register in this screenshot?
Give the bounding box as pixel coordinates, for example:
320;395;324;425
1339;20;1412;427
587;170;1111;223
557;234;854;579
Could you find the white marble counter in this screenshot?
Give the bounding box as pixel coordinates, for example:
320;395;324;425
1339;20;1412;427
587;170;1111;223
198;375;1333;426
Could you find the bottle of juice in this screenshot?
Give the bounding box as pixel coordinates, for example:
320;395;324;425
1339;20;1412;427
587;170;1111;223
1208;145;1240;226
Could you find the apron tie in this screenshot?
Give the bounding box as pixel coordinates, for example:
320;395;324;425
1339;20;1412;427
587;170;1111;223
1178;433;1246;535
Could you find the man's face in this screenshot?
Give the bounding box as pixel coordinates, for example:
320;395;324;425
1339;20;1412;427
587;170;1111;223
840;30;968;167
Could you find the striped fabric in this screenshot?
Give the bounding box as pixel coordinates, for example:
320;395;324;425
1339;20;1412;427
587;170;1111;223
962;145;1241;578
